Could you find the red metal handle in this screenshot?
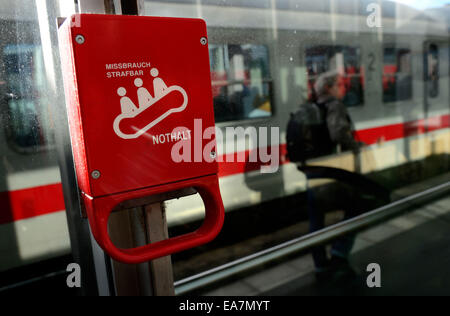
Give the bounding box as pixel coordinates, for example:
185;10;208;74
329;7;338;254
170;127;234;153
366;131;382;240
83;175;224;264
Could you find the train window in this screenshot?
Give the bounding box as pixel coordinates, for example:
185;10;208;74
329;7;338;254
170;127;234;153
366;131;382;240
427;43;439;99
2;44;53;153
209;44;273;123
306;45;364;107
383;47;412;103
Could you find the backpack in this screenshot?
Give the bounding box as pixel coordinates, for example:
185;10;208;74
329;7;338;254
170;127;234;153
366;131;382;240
286;102;334;164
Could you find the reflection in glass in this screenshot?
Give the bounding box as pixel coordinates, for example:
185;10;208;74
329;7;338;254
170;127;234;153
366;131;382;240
209;44;273;122
306;46;364;107
427;43;439;99
383;46;412;103
2;44;52;152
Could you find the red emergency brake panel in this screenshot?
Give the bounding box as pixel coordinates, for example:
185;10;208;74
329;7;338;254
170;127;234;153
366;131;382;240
59;14;224;264
60;14;217;198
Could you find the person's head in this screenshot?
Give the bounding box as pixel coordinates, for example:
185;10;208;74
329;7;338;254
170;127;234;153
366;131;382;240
314;70;345;100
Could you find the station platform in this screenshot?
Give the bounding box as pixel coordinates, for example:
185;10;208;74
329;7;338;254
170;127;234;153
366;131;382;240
201;193;450;296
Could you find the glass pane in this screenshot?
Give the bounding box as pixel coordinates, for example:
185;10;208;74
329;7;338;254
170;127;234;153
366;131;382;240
0;11;55;155
0;0;66;274
0;0;448;296
3;44;52;151
143;1;450;293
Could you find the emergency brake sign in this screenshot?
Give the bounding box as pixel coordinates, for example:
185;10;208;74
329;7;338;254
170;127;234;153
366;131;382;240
59;14;217;198
58;15;224;264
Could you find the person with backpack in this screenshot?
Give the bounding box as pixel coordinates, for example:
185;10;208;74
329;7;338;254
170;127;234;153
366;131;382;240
314;71;360;155
287;71;377;282
287;70;360;163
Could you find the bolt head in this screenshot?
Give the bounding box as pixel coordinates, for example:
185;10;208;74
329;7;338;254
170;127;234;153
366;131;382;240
200;37;208;45
91;170;101;179
210;151;217;159
75;35;85;44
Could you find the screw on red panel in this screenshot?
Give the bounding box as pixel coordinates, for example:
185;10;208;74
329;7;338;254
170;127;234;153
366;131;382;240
91;170;101;179
200;37;208;45
75;35;85;44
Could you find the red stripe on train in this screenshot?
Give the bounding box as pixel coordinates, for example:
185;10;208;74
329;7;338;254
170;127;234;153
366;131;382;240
218;114;450;177
0;183;65;225
0;114;449;225
355;114;450;145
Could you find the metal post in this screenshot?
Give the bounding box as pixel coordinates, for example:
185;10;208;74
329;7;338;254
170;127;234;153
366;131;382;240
145;203;175;295
55;0;121;296
33;0;102;296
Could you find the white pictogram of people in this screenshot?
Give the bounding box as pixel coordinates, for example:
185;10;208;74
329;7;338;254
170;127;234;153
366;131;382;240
117;68;168;115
